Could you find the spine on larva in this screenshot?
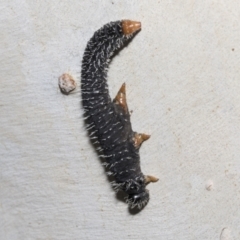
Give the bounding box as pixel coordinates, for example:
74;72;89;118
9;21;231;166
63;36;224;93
81;20;158;209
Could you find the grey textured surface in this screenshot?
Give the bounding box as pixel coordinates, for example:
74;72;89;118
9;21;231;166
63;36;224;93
1;1;240;239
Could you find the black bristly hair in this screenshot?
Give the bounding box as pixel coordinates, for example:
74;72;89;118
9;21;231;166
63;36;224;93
81;20;158;209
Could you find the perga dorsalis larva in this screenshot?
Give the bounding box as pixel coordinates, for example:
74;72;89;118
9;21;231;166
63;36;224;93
81;20;158;209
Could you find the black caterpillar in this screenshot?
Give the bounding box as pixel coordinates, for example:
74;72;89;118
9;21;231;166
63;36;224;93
81;20;158;209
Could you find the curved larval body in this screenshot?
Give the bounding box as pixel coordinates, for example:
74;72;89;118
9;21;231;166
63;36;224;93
81;20;158;209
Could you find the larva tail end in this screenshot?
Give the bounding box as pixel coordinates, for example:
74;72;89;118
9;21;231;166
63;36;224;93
122;20;141;35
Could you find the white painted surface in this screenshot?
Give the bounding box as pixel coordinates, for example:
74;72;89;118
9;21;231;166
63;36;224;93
1;1;240;239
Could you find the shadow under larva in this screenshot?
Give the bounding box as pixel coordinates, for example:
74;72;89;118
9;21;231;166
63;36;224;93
81;20;158;210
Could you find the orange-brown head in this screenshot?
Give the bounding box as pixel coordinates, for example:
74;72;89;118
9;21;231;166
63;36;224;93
122;20;141;35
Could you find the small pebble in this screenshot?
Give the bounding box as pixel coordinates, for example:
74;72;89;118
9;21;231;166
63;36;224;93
58;73;76;94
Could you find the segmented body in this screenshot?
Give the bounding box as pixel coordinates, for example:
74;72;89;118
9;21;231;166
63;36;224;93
81;20;156;208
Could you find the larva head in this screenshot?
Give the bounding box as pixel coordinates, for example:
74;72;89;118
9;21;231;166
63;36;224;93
123;177;148;209
124;175;159;209
127;190;150;209
122;20;141;35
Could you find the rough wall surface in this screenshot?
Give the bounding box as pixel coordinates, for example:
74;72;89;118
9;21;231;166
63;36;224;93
1;1;240;239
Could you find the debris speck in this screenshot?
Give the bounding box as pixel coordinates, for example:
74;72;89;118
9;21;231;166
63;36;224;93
205;180;213;191
220;228;231;240
58;73;76;94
